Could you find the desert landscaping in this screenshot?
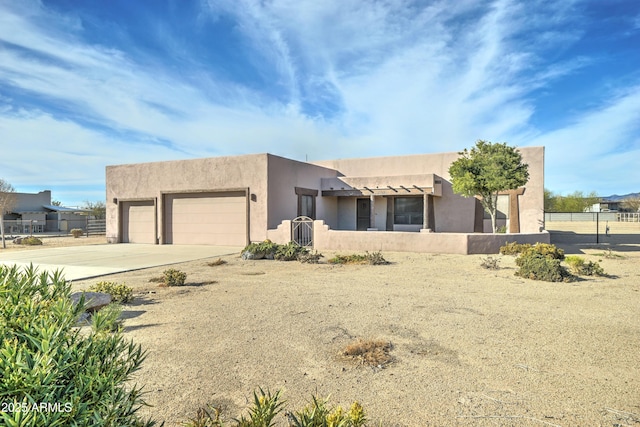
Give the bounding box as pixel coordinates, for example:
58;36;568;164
3;236;640;426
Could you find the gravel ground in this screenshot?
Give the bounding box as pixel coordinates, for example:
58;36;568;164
70;244;640;427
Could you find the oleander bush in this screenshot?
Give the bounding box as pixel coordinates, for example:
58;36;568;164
0;265;155;427
91;303;124;334
162;268;187;286
88;281;134;303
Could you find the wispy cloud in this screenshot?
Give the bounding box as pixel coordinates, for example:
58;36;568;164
0;0;639;204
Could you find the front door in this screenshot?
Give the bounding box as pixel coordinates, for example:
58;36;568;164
356;198;371;231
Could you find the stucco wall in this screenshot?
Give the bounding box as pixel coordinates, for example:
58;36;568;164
13;190;51;212
266;155;339;230
106;154;270;243
313;147;544;234
311;220;550;254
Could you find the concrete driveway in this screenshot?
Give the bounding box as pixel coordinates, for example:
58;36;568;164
0;244;242;280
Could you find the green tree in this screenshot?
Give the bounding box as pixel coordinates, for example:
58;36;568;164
551;191;599;212
544;188;556;212
83;200;106;219
449;140;530;233
51;199;63;206
0;178;17;249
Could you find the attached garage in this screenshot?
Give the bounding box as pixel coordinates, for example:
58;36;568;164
163;191;247;245
121;200;156;243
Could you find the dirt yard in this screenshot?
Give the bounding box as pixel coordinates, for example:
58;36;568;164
68;242;640;426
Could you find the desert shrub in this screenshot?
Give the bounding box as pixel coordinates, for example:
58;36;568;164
480;256;500;270
91;303;123;333
182;389;367;427
365;251;389;265
163;268;187;286
515;252;573;282
496;225;507;233
565;255;606;276
328;251;388;265
297;250;323;264
242;240;280;260
289;397;367;427
499;241;532;256
274;241;309;261
89;281;133;303
525;243;565;260
70;228;84;238
342;339;393;366
0;264;155;427
21;236;43;246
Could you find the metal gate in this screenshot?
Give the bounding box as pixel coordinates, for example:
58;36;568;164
292;216;314;247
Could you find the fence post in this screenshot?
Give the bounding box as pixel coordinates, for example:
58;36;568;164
596;212;599;244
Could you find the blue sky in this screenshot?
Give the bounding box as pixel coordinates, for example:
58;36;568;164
1;0;639;206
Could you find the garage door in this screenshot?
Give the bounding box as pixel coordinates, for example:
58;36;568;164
164;192;247;245
122;200;155;243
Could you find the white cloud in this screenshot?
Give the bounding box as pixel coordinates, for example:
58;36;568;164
0;0;639;201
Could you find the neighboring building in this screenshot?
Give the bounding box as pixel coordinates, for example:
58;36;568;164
3;190;87;233
106;147;547;253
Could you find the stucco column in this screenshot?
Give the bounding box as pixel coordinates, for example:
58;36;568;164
423;193;428;230
421;193;435;232
507;188;526;233
369;194;375;229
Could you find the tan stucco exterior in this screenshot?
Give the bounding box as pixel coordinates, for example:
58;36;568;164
106;147;546;252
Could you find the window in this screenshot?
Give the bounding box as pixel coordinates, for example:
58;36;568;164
295;187;317;219
300;195;314;218
394;197;423;225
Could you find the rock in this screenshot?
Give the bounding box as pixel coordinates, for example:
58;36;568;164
241;250;265;260
70;292;112;312
13;237;23;244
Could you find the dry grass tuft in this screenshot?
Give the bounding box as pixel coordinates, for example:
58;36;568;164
342;339;393;366
206;258;227;267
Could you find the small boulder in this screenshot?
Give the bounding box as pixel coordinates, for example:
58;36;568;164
13;237;23;244
241;250;265;260
70;292;112;312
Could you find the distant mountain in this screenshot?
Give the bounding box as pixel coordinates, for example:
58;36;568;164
601;192;640;202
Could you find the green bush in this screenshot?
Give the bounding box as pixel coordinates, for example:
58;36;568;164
328;251;389;265
70;228;84;238
515;252;573;282
499;242;532;256
91;303;123;334
21;236;43;246
565;255;606;276
182;389;367;427
88;281;134;303
525;243;565;260
274;242;308;261
0;265;155;427
163;268;187;286
242;240;280;259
